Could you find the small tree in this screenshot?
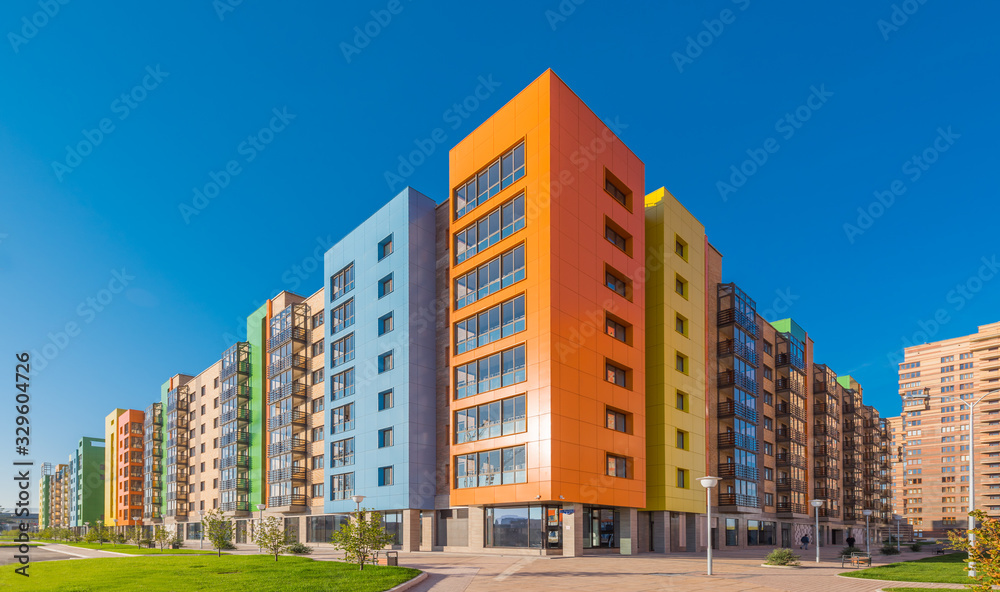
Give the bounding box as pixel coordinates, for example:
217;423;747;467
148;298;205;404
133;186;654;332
948;509;995;592
252;516;289;562
202;509;234;557
125;525;143;549
85;527;100;543
331;508;395;571
153;526;172;551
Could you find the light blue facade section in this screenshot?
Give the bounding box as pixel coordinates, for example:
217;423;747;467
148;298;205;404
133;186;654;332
323;187;438;513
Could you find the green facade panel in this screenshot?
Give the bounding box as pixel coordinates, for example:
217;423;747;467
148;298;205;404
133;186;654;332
247;304;268;507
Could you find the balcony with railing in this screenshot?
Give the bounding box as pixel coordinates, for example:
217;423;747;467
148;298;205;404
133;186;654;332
776;427;806;444
268;410;308;431
776;352;806;372
717;306;758;337
166;387;190;413
166;432;189;449
220;454;249;469
718;432;758;451
814;465;840;479
268;494;307;508
717;400;758;423
777;502;808;515
220;359;250;381
220;384;250;404
268;438;307;457
165;508;187;517
718;370;758;394
776;477;806;493
219;407;250;425
219;430;249;447
776;401;806;421
267;466;307;482
220;501;251;512
814;487;839;499
775;378;805;397
776;452;806;468
814;423;840;439
814;445;838;458
819;507;840;518
267;353;307;377
813;402;840;420
267;380;307;405
268;326;307;351
718;463;759;480
166;489;188;501
718;493;759;508
718;339;758;366
219;478;249;491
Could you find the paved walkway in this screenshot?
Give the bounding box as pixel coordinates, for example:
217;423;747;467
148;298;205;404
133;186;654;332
7;542;968;591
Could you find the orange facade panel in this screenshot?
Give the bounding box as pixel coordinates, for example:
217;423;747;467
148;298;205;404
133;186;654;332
116;409;145;526
448;70;645;509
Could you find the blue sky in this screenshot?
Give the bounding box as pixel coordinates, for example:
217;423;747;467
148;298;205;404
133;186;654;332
1;1;998;506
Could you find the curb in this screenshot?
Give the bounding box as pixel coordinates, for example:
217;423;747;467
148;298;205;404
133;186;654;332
385;571;428;592
758;563;803;569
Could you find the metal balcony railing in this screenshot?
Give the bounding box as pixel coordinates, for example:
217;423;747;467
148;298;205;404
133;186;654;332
219;431;249;447
267;381;307;405
777;502;807;514
717;400;758;423
718;493;759;507
775;378;805;396
268;326;307;351
718;370;758;394
776;452;806;468
267;466;307;482
718;432;758;451
268;438;307;457
268;494;306;507
718;463;759;480
776;402;806;421
220;384;250;404
776;477;806;493
814;465;840;479
718;339;758;366
219;454;249;469
268;410;308;431
219;407;250;425
220;360;250;380
220;501;251;512
776;352;805;372
776;427;806;444
219;478;249;491
267;353;308;378
717;308;758;337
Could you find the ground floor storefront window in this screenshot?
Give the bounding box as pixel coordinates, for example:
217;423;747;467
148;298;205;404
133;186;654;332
583;506;618;549
485;505;561;548
284;517;299;543
186;522;202;540
725;519;738;546
746;520;775;545
381;511;402;545
306;514;350;543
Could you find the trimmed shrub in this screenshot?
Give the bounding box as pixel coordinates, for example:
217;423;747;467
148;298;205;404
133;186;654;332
287;542;313;554
840;546;863;556
910;542;923;552
880;545;901;555
765;548;801;566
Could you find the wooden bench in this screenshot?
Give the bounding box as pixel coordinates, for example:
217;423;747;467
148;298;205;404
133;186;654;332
841;552;872;568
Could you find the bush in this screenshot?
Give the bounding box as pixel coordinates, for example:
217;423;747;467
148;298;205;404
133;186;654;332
880;545;901;555
840;546;863;557
765;548;801;566
910;542;923;552
219;541;237;550
287;542;312;554
139;538;153;549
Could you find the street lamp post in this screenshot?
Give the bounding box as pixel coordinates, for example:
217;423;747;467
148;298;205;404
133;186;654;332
967;389;999;578
256;504;266;551
698;476;721;576
862;510;873;555
198;510;205;549
809;499;824;563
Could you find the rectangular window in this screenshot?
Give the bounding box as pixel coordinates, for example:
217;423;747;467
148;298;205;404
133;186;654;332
606;454;629;478
454;394;527;443
675;275;688;298
455;344;527;399
676;430;688;450
312;311;324;328
312;426;325;442
726;519;738;546
605;314;628;343
330;438;354;467
454;294;527;354
454;194;526;264
312;455;325;470
378;351;394;373
675;314;687;336
378;234;393;260
604;172;630;209
330;368;355;400
311;340;324;357
312;484;324;498
330;264;355;301
675;236;687;260
454;142;525;219
378;428;394;448
378;389;394;411
604;220;631;255
454;244;526;309
378;274;394;298
311;397;324;414
330;472;354;501
312;369;324;385
331;333;355;367
331;299;355;335
676;391;688;411
454;445;526;488
605;268;628;298
676;353;688;374
606;361;629;388
606;408;627;433
331;403;354;434
378;466;394;486
379;313;394;336
677;468;689;488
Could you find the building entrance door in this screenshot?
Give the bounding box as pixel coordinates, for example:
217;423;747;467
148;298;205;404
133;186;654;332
781;524;790;548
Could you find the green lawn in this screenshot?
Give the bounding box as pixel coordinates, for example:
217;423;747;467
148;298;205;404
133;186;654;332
56;542;222;555
840;552;972;584
0;554;421;591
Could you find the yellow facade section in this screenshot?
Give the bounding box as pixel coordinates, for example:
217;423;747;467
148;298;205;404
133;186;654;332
104;408;124;527
643;187;707;513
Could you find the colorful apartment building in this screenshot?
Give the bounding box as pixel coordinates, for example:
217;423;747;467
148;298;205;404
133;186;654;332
68;437;105;528
40;68;897;554
888;321;1000;538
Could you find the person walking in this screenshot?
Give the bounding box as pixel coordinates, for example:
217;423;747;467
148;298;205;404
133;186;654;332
800;534;810;550
847;534;856;548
